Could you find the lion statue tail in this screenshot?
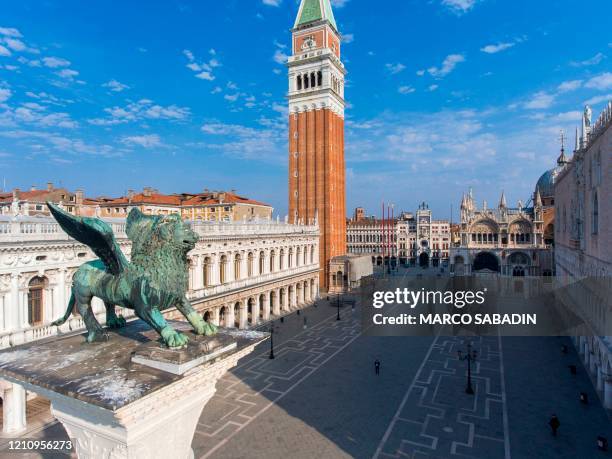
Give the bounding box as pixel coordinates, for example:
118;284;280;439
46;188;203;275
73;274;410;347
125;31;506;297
52;292;76;327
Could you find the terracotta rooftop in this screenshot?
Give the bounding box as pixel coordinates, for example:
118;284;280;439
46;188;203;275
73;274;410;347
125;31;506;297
96;191;271;208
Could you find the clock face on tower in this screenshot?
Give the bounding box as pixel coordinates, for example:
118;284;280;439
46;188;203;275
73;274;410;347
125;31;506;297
301;36;317;50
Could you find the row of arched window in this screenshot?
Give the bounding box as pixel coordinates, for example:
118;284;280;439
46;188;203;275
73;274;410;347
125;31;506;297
201;246;316;287
296;71;323;90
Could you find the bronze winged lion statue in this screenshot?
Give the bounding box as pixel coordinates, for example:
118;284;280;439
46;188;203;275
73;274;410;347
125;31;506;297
47;202;217;348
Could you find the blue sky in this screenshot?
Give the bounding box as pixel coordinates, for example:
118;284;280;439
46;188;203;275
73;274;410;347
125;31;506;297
1;0;611;219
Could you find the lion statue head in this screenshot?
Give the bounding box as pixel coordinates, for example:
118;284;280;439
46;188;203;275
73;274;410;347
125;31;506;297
126;208;199;293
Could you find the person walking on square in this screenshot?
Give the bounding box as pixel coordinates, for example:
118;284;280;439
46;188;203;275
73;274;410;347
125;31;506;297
549;415;560;437
374;359;381;376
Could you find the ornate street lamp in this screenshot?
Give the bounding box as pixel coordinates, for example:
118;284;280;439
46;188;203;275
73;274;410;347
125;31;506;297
458;342;478;395
336;293;341;321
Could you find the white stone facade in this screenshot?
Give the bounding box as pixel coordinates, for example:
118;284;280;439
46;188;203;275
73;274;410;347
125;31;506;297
450;188;552;276
347;204;451;267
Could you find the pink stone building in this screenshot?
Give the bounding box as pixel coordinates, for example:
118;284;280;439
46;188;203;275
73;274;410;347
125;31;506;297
554;102;612;408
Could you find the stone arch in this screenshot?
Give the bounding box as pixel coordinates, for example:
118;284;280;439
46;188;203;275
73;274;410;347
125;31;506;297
473;251;500;272
470;219;499;244
269;250;276;272
234;253;242;280
28;276;47;326
219;306;227;327
248;297;256;326
509;219;532;244
219;255;228;284
247;252;254;277
203;256;212;287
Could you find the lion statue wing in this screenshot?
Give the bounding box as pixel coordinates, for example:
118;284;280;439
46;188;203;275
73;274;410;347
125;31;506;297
47;202;129;275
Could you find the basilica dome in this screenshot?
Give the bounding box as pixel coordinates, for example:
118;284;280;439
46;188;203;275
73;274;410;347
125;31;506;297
535;167;559;198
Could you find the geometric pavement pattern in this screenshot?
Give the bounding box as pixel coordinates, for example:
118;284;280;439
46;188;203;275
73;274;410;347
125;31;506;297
374;334;511;459
194;310;362;458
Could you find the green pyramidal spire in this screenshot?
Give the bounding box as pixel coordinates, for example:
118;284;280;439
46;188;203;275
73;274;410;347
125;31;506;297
294;0;338;32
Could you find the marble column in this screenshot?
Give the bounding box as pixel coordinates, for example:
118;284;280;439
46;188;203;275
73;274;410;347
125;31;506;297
211;308;220;327
1;380;26;434
251;299;259;327
262;293;270;321
272;290;280;316
9;274;19;332
226;305;235;329
238;302;247;329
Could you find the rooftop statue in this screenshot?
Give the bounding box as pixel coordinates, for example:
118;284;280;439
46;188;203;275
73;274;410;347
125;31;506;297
47;203;217;348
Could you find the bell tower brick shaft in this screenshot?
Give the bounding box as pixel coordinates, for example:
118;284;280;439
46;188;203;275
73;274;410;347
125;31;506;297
288;0;347;290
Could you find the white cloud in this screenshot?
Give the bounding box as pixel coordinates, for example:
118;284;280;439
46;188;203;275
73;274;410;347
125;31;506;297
584;93;612;106
0;88;11;103
88;99;190;125
183;49;220;81
0;45;11;57
398;86;415;95
3;38;26;52
416;69;425;76
262;0;281;6
442;0;477;15
195;71;214;81
570;52;606;67
557;79;582;93
524;91;555;109
224;93;240;102
342;33;354;44
585;72;612;91
427;54;465;78
554;111;582;122
200;120;285;160
56;68;79;79
273;49;288;64
42;56;71;68
103;79;130;92
0;27;22;38
122;134;161;148
429;84;439;91
480;42;514;54
385;63;406;74
331;0;349;6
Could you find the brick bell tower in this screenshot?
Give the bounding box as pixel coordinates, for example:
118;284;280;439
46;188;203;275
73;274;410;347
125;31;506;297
288;0;347;290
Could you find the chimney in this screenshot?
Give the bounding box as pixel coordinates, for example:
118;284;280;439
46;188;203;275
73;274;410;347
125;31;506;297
76;189;84;205
12;188;19;200
47;182;53;191
143;187;152;198
31;185;37;191
218;192;226;203
127;189;135;203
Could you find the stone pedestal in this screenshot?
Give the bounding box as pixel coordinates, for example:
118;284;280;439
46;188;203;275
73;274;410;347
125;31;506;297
0;321;267;459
